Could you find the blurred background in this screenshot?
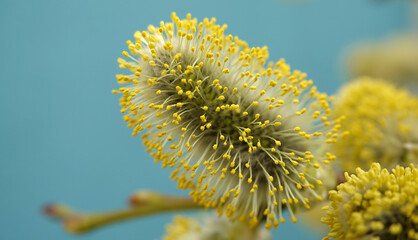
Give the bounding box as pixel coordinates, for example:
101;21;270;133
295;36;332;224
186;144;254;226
0;0;414;239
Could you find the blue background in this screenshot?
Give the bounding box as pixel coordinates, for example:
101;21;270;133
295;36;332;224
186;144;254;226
0;0;411;239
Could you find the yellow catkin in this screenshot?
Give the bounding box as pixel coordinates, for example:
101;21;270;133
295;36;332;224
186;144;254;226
163;215;271;240
332;77;418;173
322;163;418;240
346;33;418;86
115;12;342;230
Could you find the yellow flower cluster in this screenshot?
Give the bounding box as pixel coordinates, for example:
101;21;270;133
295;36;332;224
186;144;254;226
346;33;418;86
163;215;271;240
333;77;418;173
114;13;342;229
322;163;418;240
